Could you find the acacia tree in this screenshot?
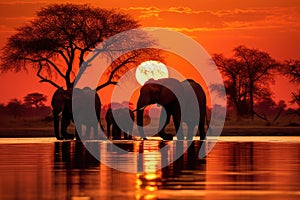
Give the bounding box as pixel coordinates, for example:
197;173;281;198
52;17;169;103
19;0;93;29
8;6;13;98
0;4;162;91
23;92;47;108
214;45;279;118
213;54;249;116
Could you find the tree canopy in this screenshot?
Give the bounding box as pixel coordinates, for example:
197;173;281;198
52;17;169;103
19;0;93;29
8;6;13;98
213;45;279;118
0;4;162;90
23;92;47;108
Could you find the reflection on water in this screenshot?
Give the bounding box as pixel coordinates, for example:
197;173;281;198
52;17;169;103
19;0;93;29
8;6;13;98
0;138;299;200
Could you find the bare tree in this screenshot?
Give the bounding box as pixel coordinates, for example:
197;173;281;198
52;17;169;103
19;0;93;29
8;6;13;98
213;46;279;118
23;92;47;108
0;4;162;90
213;54;249;116
234;46;278;119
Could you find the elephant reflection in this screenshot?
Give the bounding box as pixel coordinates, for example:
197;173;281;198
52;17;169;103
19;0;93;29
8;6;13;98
51;87;103;140
105;108;134;140
136;78;207;140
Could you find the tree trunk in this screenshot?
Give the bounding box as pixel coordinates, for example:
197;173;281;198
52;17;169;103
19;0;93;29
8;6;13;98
137;109;147;139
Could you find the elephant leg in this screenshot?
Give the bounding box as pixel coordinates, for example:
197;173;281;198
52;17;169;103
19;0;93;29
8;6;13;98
93;123;100;140
168;100;183;140
199;109;206;140
123;131;128;140
107;123;111;139
75;121;84;140
61;112;74;140
127;132;133;140
157;106;173;140
187;123;196;140
127;124;133;140
96;109;104;133
75;127;81;141
124;129;132;140
173;112;184;140
198;122;205;140
112;124;121;140
85;125;91;140
99;123;105;133
53;111;63;140
116;126;122;140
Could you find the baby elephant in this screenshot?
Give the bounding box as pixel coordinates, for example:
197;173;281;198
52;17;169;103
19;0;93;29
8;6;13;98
105;108;134;140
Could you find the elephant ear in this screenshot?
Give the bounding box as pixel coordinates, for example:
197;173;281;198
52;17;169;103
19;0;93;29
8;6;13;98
158;78;182;105
158;86;174;105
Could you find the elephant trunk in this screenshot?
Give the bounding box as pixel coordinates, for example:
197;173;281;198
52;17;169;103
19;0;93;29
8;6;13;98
137;99;147;139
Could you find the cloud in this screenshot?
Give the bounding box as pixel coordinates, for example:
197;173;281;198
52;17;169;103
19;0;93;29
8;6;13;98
123;7;161;19
123;6;300;34
168;7;193;14
1;4;299;36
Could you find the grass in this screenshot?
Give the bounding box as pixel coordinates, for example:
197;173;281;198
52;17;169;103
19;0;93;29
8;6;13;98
0;113;299;138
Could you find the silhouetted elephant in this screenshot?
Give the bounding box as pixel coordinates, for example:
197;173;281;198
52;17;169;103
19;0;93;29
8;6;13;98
72;87;104;140
136;78;207;140
51;87;103;140
105;108;134;140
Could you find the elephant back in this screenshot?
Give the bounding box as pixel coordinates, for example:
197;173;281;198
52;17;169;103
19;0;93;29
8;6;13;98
143;78;183;106
181;79;206;123
72;87;100;125
147;78;182;91
51;88;72;112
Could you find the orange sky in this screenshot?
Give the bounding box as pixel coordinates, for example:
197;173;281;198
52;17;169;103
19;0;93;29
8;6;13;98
0;0;299;107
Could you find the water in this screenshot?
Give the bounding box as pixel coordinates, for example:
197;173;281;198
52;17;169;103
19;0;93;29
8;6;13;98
0;137;300;200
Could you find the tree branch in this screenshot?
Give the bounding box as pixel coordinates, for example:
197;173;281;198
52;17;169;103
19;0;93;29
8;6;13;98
22;57;66;79
272;106;284;122
37;61;61;89
96;54;137;91
53;49;70;67
96;81;118;91
254;111;268;121
254;63;278;82
39;57;66;79
292;92;300;104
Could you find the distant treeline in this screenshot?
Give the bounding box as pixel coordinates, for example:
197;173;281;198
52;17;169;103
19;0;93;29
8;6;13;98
0;92;51;119
213;46;299;120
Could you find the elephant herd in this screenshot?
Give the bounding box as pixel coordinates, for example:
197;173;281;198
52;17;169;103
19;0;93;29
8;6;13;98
51;78;207;141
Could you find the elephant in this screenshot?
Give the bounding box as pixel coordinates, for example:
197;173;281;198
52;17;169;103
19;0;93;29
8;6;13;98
105;108;134;140
136;78;207;140
51;87;103;140
51;88;74;140
72;87;104;140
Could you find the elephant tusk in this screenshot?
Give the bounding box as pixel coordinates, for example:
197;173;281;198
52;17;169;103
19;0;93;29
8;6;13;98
132;106;147;112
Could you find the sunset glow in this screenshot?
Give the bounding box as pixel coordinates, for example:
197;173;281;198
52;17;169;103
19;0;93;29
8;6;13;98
0;0;299;106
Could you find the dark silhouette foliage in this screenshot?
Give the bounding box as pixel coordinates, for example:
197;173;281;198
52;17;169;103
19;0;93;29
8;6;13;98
0;4;163;91
23;92;47;108
213;45;279;118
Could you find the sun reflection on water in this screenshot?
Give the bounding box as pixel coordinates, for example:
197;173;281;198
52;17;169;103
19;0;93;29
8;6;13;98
135;141;163;200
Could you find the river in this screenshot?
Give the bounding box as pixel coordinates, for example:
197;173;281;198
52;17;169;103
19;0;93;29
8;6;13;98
0;137;299;200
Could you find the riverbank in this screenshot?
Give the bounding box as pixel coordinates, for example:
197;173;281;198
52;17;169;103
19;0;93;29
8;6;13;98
0;126;299;138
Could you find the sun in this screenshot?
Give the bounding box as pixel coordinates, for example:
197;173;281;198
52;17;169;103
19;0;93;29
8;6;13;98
135;60;169;85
